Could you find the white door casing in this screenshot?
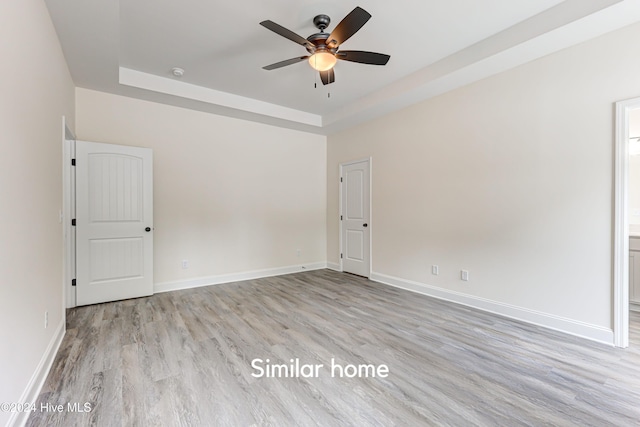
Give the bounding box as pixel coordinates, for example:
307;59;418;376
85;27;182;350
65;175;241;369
341;159;371;277
75;141;153;306
613;97;640;348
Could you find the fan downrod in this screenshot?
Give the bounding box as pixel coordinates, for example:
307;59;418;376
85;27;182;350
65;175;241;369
313;14;330;32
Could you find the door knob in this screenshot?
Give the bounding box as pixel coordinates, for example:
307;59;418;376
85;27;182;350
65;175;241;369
145;227;151;232
363;223;368;227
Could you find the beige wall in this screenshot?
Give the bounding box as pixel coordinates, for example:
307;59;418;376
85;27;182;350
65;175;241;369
0;0;75;423
328;22;640;332
629;156;640;227
75;89;327;287
629;109;640;227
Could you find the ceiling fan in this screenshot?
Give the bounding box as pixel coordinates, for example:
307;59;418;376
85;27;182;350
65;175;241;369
260;6;390;85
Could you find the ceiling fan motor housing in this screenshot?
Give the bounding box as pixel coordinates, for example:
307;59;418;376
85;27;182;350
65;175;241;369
306;32;336;55
313;14;331;31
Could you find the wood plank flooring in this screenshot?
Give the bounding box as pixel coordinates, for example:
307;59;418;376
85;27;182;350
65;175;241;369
27;270;640;426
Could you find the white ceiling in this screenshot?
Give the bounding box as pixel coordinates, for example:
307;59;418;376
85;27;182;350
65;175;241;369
45;0;640;135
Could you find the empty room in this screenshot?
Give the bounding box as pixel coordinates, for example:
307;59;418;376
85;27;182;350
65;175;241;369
4;0;640;426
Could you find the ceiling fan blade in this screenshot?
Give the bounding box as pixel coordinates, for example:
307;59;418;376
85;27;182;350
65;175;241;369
337;50;390;66
320;69;335;85
263;56;309;70
260;20;313;49
327;7;371;47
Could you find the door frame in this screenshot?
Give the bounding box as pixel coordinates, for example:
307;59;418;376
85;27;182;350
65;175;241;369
339;157;373;278
62;118;76;308
613;96;640;348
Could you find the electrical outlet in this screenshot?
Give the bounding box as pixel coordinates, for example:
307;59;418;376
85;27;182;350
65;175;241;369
461;270;469;281
431;265;439;275
182;260;189;269
45;311;48;329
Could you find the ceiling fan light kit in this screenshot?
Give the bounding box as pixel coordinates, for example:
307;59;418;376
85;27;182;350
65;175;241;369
309;52;337;72
260;6;390;85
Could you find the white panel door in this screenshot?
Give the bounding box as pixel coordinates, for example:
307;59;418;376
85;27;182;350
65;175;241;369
76;141;153;306
341;160;370;277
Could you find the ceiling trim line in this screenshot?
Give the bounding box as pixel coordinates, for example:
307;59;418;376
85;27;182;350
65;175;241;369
118;67;322;127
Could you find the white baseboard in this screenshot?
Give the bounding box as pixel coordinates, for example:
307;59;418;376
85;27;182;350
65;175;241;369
370;272;614;346
8;320;65;427
327;262;341;272
154;262;328;294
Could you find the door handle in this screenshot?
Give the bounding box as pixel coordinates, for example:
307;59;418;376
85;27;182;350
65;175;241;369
363;223;368;228
145;227;151;232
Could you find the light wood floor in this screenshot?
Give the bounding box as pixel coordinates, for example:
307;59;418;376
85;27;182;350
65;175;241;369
28;270;640;426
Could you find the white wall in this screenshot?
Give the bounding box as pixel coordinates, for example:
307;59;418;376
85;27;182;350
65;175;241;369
328;22;640;341
75;89;327;289
0;1;75;425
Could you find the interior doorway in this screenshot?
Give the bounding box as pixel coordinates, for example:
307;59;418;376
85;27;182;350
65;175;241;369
627;109;640;315
340;158;371;278
613;97;640;347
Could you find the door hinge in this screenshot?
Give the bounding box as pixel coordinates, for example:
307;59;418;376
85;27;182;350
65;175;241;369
340;177;343;183
340;253;343;259
71;158;76;166
71;218;76;226
340;215;343;221
71;279;76;287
